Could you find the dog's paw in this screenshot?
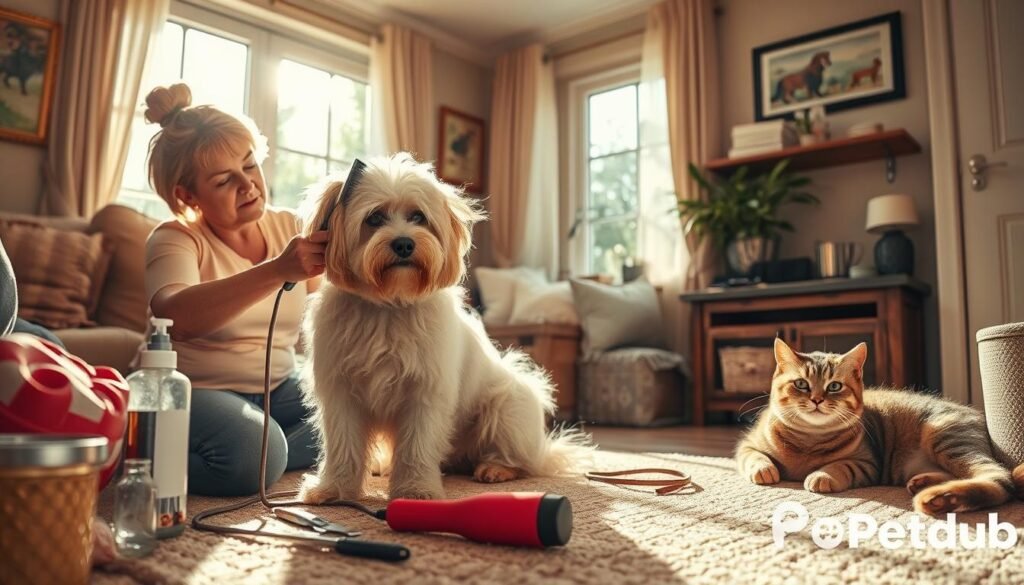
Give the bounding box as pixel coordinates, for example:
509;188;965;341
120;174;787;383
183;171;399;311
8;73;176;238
804;471;845;493
299;474;362;503
747;461;780;485
298;475;340;504
390;475;445;500
906;472;954;495
473;462;520;483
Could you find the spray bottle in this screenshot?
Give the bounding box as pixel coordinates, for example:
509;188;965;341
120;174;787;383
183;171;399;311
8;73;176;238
124;317;191;539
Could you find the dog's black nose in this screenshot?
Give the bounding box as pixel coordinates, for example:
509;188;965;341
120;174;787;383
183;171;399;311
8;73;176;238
391;237;415;258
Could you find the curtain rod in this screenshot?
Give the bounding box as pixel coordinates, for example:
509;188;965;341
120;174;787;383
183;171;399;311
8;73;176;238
543;29;644;63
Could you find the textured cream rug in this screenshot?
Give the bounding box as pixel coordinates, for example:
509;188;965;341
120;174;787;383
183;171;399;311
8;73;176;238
93;450;1024;585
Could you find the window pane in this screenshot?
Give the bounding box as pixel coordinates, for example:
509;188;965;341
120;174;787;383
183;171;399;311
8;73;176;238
149;22;184;88
588;84;637;158
588;152;637;219
329;75;368;162
277;60;330;156
119;192;173;222
589;219;638;276
328;159;354;175
182;28;248;112
272;149;327;209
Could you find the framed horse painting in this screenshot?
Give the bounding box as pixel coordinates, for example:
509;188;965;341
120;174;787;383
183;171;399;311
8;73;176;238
0;6;60;144
753;12;904;121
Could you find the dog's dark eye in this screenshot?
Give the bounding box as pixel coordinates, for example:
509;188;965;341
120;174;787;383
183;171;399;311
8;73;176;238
826;381;843;393
793;379;810;391
408;211;426;224
366;211;386;227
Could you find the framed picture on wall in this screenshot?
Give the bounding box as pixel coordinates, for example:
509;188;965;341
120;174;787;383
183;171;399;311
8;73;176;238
0;7;60;145
752;11;904;121
437;106;486;194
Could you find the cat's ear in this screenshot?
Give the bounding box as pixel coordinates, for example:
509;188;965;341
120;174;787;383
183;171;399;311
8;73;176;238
774;337;802;370
841;342;869;376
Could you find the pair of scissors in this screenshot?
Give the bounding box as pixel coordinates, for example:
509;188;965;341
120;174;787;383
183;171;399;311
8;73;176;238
273;507;362;537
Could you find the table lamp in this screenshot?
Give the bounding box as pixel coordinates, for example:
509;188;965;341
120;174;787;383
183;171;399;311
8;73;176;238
866;194;919;275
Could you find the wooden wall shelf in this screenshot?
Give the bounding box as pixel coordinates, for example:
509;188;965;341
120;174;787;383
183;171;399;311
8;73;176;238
704;129;921;182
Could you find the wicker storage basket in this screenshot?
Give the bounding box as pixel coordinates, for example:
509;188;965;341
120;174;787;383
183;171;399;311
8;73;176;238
719;346;775;393
977;321;1024;468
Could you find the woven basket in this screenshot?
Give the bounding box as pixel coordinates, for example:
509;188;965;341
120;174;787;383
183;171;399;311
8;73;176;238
719;346;775;393
977;321;1024;468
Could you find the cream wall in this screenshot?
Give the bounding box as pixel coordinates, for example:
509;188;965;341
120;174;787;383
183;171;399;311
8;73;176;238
0;0;60;214
717;0;940;389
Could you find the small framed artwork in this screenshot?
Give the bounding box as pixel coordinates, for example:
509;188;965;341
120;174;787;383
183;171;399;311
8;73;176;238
0;7;60;145
753;12;904;121
437;106;486;194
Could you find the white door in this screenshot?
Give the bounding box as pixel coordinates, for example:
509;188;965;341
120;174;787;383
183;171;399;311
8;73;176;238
951;0;1024;404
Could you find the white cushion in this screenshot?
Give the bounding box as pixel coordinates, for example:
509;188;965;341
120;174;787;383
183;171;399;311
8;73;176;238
509;280;579;325
569;277;666;356
475;266;546;326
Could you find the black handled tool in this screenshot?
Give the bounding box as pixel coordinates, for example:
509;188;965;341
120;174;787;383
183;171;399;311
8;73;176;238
284;158;367;292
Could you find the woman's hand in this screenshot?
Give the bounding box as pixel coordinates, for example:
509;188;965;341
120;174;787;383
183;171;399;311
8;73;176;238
272;230;328;282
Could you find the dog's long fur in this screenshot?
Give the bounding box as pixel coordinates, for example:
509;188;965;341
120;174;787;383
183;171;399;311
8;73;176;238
298;153;591;502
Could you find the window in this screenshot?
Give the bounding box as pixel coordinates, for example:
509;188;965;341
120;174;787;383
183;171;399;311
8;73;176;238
272;60;368;209
117;3;369;219
584;83;640;276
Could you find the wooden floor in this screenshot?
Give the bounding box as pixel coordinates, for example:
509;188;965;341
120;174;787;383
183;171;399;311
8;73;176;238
584;425;743;458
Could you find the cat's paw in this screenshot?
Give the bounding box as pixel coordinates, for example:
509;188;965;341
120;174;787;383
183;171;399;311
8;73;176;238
804;471;845;493
913;485;968;516
473;462;520;483
747;461;780;485
906;472;954;495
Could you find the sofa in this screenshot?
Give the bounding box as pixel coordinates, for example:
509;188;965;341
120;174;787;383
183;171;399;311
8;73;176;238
0;205;158;373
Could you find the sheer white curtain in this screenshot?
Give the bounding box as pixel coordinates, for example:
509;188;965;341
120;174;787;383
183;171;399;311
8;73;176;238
42;0;169;217
639;0;720;350
488;44;559;278
518;53;559;279
369;24;433;159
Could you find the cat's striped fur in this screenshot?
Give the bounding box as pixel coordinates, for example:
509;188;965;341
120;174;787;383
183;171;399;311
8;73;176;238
736;339;1024;516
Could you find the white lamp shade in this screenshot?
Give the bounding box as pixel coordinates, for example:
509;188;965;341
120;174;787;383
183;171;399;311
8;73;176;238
866;193;919;233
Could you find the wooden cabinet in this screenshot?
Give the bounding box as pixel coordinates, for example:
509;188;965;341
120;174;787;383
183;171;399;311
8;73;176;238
485;323;581;421
680;276;930;425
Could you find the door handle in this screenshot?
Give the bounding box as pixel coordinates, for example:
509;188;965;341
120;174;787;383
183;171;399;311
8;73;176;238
968;154;1008;191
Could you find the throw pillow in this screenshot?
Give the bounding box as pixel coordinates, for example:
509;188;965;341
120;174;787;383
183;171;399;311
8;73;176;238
88;205;158;332
0;221;106;329
569;277;666;356
475;266;546;326
508;280;579;325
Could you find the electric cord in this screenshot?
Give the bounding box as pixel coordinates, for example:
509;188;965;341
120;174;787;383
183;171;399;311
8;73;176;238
190;285;402;559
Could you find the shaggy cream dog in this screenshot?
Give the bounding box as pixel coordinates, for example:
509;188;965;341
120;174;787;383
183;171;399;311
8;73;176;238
298;154;590;502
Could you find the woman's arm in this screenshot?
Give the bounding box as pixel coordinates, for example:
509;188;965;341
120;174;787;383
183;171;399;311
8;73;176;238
152;231;327;341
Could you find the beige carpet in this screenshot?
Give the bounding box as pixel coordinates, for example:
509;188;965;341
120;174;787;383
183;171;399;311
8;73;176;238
92;451;1024;585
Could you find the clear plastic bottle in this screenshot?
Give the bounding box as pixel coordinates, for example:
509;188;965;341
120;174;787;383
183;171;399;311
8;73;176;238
124;317;192;539
114;459;157;558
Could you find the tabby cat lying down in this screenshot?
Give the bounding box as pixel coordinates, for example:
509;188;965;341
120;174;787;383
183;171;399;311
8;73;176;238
737;339;1024;516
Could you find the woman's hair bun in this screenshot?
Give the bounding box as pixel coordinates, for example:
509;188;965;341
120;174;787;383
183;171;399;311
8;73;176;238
144;83;192;127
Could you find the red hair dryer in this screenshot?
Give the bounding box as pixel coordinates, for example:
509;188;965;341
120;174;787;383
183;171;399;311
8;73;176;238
383;492;572;548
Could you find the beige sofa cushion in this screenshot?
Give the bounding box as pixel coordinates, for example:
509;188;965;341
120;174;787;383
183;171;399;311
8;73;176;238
0;221;108;329
88;205;158;332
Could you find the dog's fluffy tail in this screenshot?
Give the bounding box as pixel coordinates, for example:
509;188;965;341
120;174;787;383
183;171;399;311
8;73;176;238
533;424;596;477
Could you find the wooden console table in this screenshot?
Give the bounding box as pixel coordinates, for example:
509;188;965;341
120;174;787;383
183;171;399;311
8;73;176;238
680;275;930;425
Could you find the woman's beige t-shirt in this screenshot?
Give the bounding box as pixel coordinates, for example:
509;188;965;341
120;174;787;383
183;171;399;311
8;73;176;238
144;207;307;394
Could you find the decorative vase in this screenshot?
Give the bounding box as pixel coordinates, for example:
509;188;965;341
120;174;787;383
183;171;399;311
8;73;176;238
726;237;777;276
874;229;914;275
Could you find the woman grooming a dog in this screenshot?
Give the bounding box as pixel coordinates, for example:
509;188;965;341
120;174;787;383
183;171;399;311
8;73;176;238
143;83;326;496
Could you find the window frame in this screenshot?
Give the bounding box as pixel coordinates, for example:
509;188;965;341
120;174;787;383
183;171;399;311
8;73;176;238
565;64;642;277
117;0;370;215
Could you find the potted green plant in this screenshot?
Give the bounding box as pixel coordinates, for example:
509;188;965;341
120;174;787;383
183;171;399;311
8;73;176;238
676;159;818;276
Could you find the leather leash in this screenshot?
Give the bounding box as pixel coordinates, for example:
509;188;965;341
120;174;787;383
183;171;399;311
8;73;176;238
585;468;692;495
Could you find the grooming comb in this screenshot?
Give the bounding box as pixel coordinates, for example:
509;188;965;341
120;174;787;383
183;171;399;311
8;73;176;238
283;158;367;291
